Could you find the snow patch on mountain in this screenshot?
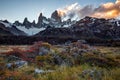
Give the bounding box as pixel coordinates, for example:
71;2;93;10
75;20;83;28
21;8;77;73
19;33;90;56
0;21;12;27
16;26;46;36
43;19;49;24
116;21;120;26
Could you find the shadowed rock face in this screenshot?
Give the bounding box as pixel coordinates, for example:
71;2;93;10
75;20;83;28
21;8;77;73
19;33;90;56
51;10;61;23
36;27;73;38
23;17;32;29
0;21;27;36
37;13;43;28
0;23;13;36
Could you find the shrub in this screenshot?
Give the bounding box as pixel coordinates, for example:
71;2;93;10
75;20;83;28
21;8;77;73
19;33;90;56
35;56;45;62
41;43;51;49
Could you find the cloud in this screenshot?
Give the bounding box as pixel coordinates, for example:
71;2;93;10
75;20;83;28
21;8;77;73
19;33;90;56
57;0;120;19
78;5;94;18
57;3;80;19
91;0;120;19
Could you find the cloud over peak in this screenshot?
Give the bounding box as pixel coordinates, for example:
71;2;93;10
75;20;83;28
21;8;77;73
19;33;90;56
57;0;120;19
57;3;80;19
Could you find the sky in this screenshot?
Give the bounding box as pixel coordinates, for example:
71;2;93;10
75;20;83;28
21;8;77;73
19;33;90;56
0;0;116;22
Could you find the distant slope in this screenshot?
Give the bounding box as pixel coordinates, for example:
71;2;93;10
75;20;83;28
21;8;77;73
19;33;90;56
0;23;13;36
0;20;27;36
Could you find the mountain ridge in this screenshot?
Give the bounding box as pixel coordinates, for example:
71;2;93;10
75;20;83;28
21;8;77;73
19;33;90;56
0;10;120;41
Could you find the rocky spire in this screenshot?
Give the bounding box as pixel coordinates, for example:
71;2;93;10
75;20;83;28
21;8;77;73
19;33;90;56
51;10;61;23
37;13;43;27
23;17;28;24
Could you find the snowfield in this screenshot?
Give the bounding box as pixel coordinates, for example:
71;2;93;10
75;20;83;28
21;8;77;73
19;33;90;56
16;26;46;36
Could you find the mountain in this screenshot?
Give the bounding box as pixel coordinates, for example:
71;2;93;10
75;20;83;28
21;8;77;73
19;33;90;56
35;27;73;38
1;14;120;45
0;22;13;36
51;10;61;23
72;16;120;39
36;13;43;28
23;17;32;29
0;20;27;36
35;16;120;40
12;11;75;35
1;10;120;40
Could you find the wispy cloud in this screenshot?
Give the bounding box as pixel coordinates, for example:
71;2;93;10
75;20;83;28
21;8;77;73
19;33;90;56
57;0;120;19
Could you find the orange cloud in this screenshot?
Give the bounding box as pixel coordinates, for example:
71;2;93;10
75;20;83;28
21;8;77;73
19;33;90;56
57;0;120;19
92;9;120;19
91;0;120;19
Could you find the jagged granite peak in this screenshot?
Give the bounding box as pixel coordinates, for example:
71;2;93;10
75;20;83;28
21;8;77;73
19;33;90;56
23;17;31;29
13;20;23;26
51;10;61;23
23;17;29;24
37;13;43;27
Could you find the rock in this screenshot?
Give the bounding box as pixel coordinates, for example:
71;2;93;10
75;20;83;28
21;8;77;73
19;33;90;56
53;54;63;65
35;68;54;74
23;17;32;29
81;69;103;80
51;10;61;23
13;21;23;26
32;20;36;27
6;60;28;69
35;69;44;73
39;47;50;55
37;13;43;27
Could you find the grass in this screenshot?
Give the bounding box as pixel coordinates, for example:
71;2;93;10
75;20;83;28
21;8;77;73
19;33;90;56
0;44;120;80
103;68;120;80
33;64;120;80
